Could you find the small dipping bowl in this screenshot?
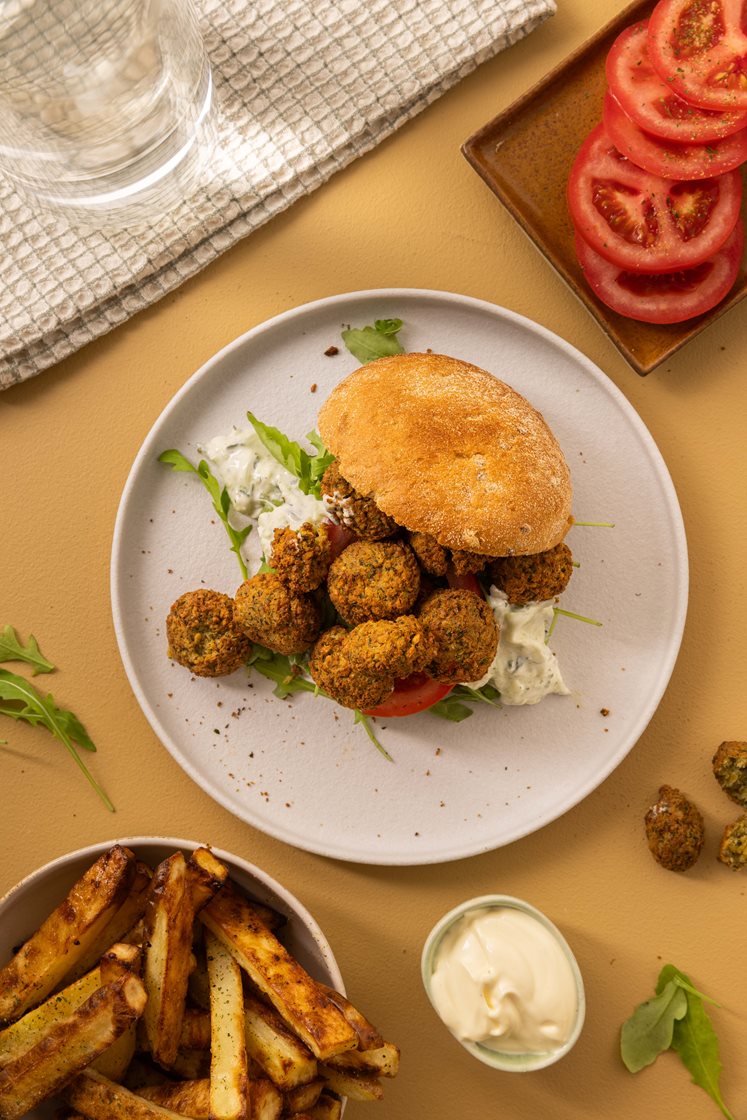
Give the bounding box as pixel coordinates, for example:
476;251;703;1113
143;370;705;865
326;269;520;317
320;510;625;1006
421;894;585;1072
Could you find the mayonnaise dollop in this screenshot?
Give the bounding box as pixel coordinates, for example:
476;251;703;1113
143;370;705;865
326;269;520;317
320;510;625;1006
201;426;327;561
471;588;569;705
429;907;578;1054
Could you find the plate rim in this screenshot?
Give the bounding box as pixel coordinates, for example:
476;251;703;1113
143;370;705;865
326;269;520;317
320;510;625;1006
111;287;689;865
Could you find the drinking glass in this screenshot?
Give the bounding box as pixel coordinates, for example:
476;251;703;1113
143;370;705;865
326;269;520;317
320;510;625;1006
0;0;214;224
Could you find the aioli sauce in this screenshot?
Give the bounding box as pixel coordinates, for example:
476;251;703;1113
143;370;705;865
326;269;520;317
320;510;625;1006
429;907;578;1054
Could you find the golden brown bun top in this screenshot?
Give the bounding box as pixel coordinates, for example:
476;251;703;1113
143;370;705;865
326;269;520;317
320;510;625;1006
318;352;572;556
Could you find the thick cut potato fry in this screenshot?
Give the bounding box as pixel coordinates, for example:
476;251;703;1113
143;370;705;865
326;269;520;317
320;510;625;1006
326;1040;400;1077
139;1077;283;1120
142;852;195;1069
99;942;143;982
179;1007;211;1050
0;968;100;1066
0;973;146;1120
317;985;385;1051
0;845;136;1024
92;944;143;1081
66;1069;191;1119
307;1093;342;1120
202;883;355;1061
67;861;152;981
243;994;317;1091
282;1077;324;1113
187;848;230;912
206;929;248;1120
319;1064;384;1102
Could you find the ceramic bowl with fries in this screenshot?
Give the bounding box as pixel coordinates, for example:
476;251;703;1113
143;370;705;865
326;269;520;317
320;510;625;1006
0;838;400;1120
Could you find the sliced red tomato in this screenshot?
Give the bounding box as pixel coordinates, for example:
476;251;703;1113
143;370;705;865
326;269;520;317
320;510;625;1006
603;90;747;178
568;122;742;272
445;570;482;595
323;520;357;560
606;20;747;140
363;672;452;718
575;219;743;322
648;0;747;111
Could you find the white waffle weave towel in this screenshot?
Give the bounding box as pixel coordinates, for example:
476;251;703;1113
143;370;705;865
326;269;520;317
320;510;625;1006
0;0;555;389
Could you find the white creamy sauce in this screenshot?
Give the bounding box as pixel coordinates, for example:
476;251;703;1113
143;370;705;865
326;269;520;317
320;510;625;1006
201;426;327;563
429;907;578;1054
472;588;569;705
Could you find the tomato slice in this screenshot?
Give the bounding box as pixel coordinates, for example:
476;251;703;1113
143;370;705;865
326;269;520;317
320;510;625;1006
575;220;743;322
606;20;747;141
603;90;747;178
362;672;452;718
445;570;482;595
567;122;742;272
648;0;747;111
323;520;357;560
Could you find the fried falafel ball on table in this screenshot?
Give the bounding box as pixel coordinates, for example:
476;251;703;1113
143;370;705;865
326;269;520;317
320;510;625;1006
326;539;420;627
234;572;321;655
489;542;574;605
308;615;433;711
166;589;252;677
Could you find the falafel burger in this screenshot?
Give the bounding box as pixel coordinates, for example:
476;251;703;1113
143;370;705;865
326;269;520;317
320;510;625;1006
317;352;572;558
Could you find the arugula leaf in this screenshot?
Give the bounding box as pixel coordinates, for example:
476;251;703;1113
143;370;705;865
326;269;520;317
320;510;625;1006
354;709;394;763
622;966;735;1120
658;967;735;1120
0;625;55;675
245;416;334;500
429;683;502;723
341;318;404;363
621;980;688;1072
158;449;251;580
0;669;113;811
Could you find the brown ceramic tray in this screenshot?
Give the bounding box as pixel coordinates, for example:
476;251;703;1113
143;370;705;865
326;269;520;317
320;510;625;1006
462;0;747;375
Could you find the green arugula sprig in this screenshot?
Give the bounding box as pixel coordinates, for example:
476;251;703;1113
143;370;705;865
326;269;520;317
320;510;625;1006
158;449;252;580
0;624;55;675
341;318;404;364
0;665;113;812
248;646;393;761
621;965;735;1120
246;416;334;500
429;683;501;723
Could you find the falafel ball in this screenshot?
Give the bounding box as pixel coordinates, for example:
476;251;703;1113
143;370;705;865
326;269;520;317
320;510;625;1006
712;741;747;808
644;785;705;872
418;589;499;685
271;522;331;593
327;539;420;627
450;549;490;576
320;461;398;540
408;531;449;577
718;814;747;870
308;616;432;710
234;572;321;655
489;542;573;605
166;589;252;677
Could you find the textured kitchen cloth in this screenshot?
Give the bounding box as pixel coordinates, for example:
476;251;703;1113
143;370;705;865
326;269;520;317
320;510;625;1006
0;0;555;390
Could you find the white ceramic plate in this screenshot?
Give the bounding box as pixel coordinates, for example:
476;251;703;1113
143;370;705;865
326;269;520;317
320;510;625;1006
111;289;688;866
0;837;344;1119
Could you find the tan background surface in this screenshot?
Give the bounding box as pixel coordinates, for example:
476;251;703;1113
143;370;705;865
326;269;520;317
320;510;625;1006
1;2;746;1118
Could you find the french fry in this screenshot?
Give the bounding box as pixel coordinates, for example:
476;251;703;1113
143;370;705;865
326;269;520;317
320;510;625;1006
317;985;385;1050
65;1068;192;1119
206;928;249;1120
0;844;136;1024
179;1007;211;1050
186;848;229;912
139;1077;283;1120
282;1076;324;1113
92;942;144;1081
326;1040;400;1077
243;993;317;1091
66;861;152;981
307;1093;342;1120
318;1065;384;1102
99;941;143;981
201;883;356;1061
0;968;100;1066
0;973;146;1120
142;852;195;1069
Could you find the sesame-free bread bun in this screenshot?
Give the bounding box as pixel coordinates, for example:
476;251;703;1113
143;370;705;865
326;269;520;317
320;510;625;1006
317;352;572;556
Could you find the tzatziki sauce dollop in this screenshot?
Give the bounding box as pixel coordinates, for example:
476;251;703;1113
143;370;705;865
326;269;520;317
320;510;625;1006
428;906;579;1055
471;588;570;704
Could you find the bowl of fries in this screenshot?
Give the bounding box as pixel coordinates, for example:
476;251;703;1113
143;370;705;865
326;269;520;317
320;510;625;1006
0;838;400;1119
